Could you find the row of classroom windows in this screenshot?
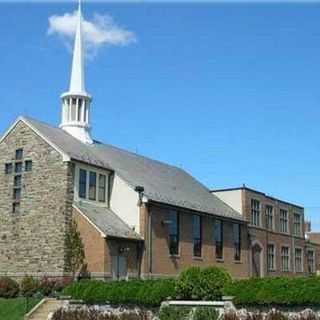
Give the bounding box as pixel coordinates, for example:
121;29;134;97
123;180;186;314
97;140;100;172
167;211;241;261
251;199;302;236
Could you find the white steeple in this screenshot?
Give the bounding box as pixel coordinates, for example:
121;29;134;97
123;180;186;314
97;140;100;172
60;0;93;144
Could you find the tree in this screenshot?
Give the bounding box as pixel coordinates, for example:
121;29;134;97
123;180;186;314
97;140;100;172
65;220;85;278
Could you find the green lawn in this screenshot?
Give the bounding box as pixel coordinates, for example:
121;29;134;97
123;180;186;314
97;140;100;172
0;298;41;320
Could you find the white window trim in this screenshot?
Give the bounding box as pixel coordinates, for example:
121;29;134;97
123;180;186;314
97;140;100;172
281;245;291;272
251;199;261;227
266;205;275;231
267;242;277;272
294;246;304;273
74;163;111;206
280;209;290;234
293;213;303;237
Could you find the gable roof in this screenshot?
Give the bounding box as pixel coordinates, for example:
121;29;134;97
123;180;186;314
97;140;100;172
74;202;142;240
7;116;245;222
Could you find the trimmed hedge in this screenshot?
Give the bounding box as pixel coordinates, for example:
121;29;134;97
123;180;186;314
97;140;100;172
63;279;176;306
224;276;320;306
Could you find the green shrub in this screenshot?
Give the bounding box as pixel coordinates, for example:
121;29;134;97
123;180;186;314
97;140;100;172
193;307;219;320
159;305;191;320
63;279;176;307
224;276;320;306
176;266;231;301
20;276;41;297
0;277;19;298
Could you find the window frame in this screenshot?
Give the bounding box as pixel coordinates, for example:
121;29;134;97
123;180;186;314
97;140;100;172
307;249;316;273
281;246;290;272
192;214;202;258
233;223;241;261
214;219;224;260
294;247;303;273
5;163;13;174
78;168;87;199
266;205;274;230
15;149;23;160
89;171;97;201
267;243;276;272
168;210;180;256
24;160;32;172
251;199;261;227
293;213;302;237
280;209;289;234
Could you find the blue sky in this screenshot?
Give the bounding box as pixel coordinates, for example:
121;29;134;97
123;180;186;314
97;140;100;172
1;2;320;229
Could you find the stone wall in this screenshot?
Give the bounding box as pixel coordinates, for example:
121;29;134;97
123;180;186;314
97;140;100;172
0;120;72;277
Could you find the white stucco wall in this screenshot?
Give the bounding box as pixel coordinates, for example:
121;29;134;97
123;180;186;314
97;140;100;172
213;190;243;215
109;174;140;233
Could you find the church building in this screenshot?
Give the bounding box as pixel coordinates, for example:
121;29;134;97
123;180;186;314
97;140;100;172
0;2;318;280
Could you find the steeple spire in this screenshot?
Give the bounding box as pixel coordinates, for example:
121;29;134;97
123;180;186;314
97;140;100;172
60;0;93;144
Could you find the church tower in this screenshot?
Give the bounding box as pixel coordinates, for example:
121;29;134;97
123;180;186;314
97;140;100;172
60;0;93;144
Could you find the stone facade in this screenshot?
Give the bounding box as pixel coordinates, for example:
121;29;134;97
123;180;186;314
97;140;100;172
0;121;73;277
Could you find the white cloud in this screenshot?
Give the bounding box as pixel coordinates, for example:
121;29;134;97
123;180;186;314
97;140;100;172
48;11;136;55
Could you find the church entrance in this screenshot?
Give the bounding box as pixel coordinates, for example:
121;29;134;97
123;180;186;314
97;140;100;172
252;242;263;278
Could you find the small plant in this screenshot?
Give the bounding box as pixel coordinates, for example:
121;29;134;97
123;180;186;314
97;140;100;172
0;276;19;298
159;305;191;320
193;307;219;320
20;276;41;297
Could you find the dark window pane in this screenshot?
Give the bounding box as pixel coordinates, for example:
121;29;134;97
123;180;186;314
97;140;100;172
15;149;23;160
5;163;12;174
12;203;20;214
214;220;223;259
15;162;22;173
98;174;106;202
14;175;22;187
233;224;241;261
13;188;21;201
89;172;97;200
79;169;87;199
169;211;179;255
25;160;32;172
192;215;202;257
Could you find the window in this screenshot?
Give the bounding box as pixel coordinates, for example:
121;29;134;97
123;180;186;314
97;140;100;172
307;250;315;273
280;209;289;233
168;211;179;255
78;99;83;122
89;172;97;200
293;213;302;236
25;160;32;172
15;162;22;174
79;169;87;199
214;219;223;260
233;224;241;261
251;199;260;226
15;149;23;160
5;163;12;174
295;248;303;273
12;203;20;214
281;246;290;272
14;175;21;187
192;215;202;257
98;174;106;202
266;205;274;230
267;244;275;271
13;188;21;201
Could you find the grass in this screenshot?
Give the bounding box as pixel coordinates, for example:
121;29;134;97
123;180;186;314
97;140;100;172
0;297;41;320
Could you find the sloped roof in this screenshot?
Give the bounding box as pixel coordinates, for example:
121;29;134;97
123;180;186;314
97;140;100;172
14;116;245;222
74;202;142;240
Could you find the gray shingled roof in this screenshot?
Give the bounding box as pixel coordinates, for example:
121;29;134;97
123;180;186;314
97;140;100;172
74;201;142;240
22;116;245;222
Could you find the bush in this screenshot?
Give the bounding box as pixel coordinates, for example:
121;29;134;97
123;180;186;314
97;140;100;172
193;307;219;320
159;305;191;320
224;276;320;306
63;279;176;307
20;276;41;297
0;277;19;298
176;266;231;301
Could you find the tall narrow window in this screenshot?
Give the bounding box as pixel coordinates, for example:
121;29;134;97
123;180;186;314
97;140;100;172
293;213;302;236
214;219;223;259
15;162;22;174
192;215;202;257
267;244;275;271
251;199;260;226
281;246;290;272
98;174;106;202
15;149;23;160
295;248;303;273
14;175;22;188
266;205;274;230
307;250;315;273
78;99;83;122
5;163;12;174
25;160;32;172
280;209;289;233
169;210;179;255
89;171;97;200
233;223;241;261
79;169;87;199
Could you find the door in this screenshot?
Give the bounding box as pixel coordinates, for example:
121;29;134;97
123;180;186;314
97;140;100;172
252;243;262;277
112;255;128;280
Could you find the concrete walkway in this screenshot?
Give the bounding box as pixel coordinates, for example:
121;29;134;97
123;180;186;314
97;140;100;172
25;298;64;320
